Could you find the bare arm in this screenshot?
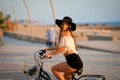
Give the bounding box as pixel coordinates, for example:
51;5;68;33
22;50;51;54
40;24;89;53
45;46;66;58
45;46;59;51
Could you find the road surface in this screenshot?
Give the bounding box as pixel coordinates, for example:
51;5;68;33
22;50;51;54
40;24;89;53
0;36;120;80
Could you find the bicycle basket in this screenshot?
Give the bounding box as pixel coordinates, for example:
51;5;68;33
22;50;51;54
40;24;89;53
23;58;38;76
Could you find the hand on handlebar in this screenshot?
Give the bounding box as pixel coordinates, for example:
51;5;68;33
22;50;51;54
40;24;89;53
45;54;52;59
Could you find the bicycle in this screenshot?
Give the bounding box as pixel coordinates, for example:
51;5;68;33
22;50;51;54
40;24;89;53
23;50;106;80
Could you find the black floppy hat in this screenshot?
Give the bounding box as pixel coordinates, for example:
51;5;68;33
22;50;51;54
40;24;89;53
55;16;76;31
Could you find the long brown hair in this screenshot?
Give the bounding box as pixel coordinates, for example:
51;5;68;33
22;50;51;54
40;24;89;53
58;24;78;51
70;30;78;51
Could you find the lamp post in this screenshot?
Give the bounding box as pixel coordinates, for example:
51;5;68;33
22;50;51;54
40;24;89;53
23;0;33;41
49;0;56;23
10;4;19;32
3;9;7;17
49;0;60;45
49;0;59;32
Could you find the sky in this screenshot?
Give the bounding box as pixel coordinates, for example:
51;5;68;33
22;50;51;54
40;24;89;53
0;0;120;25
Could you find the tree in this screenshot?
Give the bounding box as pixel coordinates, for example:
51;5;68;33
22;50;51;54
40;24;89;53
0;11;7;30
0;12;4;28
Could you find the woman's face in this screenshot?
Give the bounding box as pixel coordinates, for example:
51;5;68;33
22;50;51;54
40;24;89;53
61;22;69;31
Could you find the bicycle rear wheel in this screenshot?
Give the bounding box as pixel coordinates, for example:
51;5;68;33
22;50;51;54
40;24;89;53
78;74;105;80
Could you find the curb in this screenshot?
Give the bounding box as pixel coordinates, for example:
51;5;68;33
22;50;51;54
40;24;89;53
77;45;120;54
4;32;46;43
3;32;120;54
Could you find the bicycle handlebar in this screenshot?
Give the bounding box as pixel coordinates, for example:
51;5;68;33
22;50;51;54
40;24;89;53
39;50;46;56
34;50;52;66
38;50;52;59
33;50;45;66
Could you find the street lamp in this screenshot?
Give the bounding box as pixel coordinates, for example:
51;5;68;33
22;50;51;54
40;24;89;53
49;0;56;23
49;0;59;33
23;0;33;41
10;4;19;32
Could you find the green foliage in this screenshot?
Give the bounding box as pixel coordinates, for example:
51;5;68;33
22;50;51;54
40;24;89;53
0;11;8;30
0;12;4;24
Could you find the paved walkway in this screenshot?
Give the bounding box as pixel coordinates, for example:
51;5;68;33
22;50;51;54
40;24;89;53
3;33;120;54
77;40;120;53
4;31;120;53
0;36;47;80
0;36;120;80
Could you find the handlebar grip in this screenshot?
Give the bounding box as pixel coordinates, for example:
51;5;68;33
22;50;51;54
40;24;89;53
39;50;46;56
48;57;52;59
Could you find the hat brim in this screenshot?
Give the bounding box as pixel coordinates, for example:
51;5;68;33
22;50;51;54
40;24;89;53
55;19;76;31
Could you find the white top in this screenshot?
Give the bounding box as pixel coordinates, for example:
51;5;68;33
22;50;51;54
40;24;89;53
59;36;78;54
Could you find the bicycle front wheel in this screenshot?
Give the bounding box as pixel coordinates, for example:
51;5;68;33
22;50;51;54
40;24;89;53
38;71;51;80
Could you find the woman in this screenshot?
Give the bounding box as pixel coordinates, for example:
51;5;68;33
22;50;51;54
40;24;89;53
45;16;83;80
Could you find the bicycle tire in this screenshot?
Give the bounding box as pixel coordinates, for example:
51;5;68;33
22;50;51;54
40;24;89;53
78;74;105;80
38;71;51;80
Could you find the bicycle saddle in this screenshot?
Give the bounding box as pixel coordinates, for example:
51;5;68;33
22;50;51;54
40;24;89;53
73;68;83;75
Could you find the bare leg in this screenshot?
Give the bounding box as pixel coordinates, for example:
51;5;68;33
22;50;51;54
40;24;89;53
64;72;73;80
51;62;76;80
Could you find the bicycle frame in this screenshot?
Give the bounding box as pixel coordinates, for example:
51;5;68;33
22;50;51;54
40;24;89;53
34;50;52;80
24;50;106;80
